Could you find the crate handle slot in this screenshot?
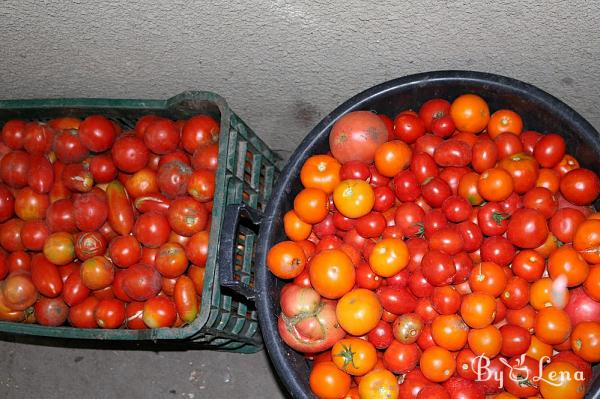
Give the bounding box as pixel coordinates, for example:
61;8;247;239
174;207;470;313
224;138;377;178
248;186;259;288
218;203;262;300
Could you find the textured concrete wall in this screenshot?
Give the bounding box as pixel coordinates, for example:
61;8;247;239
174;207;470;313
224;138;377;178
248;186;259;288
1;0;599;157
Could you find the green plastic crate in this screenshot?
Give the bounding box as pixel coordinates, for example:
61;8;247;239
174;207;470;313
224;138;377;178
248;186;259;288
0;91;282;353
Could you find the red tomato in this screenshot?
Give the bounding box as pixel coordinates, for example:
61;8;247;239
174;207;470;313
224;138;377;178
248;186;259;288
95;298;126;329
27;155;54;194
73;191;108;232
74;231;107;261
187;169;215;202
30;254;63;298
111;135;149;173
89;154;118;183
174;275;198;323
394;113;426;143
125;301;147;329
109;235;142;268
63;273;90;307
383;340;420;374
434;139;472;167
54;130;88;164
23;122;53;155
143;118;179;155
506;208;549;249
122;263;161;301
419;98;451;131
34;297;69;326
14;187;49;221
167;197;208;237
0;150;30;188
181;115;219;153
143;295;177;328
79;115;117;152
560;168;600;206
534;133;566;168
20;220;49;251
1;120;27;149
68;296;99;328
191;143;219;171
133;211;171;248
45;199;77;233
157;160;192;199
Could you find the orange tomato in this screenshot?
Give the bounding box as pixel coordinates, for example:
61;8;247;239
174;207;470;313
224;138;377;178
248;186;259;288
539;361;586;399
548;245;590;287
573;219;600;264
419;346;456;382
526;335;553;362
460;292;497;328
583;265;600;300
530;278;567;310
534;232;560;258
467;325;502;357
283;210;312;241
374;140;412;177
469;262;507;297
536;168;561;193
336;288;383;336
358;369;399;399
477;168;514;202
534;307;572;345
497;153;539;194
300;154;342;194
431;314;468;351
487;109;523;138
458;172;484;205
309;361;352;399
309;249;355;299
450;94;490;134
266;241;307;279
368;238;409;277
493;393;518;399
332;337;378;376
294;187;329;224
333;180;375;219
570;321;600;362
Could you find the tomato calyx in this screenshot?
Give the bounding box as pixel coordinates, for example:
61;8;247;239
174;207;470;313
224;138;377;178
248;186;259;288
492;211;510;225
334;343;358;370
515;374;538;389
415;222;425;238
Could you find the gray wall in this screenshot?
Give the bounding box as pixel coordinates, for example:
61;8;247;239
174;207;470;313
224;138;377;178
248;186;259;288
1;0;599;157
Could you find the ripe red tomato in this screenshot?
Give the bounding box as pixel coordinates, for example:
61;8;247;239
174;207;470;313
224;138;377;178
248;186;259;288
394;113;426;143
68;296;99;328
30;254;62;298
23;122;53;155
534;133;566;168
157;160;192;199
560;168;600;206
181;115;219;153
73;191;108;232
54;130;88;164
95;298;126;329
500;324;531;357
111;135;149;173
143;295;177;328
2;120;27;149
419;99;451;131
79;115;117;152
34;297;69;326
154;242;188;278
89;154;118;183
187;169;215;202
506;208;549;248
108;235;142;268
133;211;171;248
383;340;420;374
421;177;452;208
1;151;31;188
122;263;161;301
167;197;208;237
143;118;179;155
20;220;49;251
434;139;472;167
80;256;114;290
45;199;77;233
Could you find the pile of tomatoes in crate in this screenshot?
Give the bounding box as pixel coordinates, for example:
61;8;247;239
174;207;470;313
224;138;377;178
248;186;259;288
0;113;219;329
267;94;600;399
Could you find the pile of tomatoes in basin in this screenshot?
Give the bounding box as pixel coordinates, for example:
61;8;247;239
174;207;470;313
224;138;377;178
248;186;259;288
0;113;218;329
267;94;600;399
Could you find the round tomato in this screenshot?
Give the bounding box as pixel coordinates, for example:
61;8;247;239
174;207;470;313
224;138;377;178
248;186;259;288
539;361;586;399
294;187;329;224
329;111;388;164
560;168;600;206
95;298;126;329
336;288;381;336
477;168;514;202
374;140;412;177
570;321;600;362
79;115;117;152
383;340;420;374
500;324;531;357
34;297;69;326
333;180;374;219
449;94;489;134
332;337;377;376
468;262;507;297
300;155;342;194
460;292;496;328
181;115;219;153
507;208;548;249
535;306;571;345
468;325;502;357
359;369;399;399
534;133;566;168
369;238;408;277
143;295;176;328
431;314;468;351
309;361;351;399
143;118;179;155
309;249;355;299
267;241;306;279
548;245;590;286
487;109;523;138
133;211;170;248
420;346;455;383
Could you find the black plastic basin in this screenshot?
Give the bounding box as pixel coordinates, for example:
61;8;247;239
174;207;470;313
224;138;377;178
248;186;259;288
256;71;600;399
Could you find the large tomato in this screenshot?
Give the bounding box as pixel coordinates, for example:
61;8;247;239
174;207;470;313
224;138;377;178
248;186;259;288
329;111;388;163
111;135;149;173
507;208;549;249
333;179;375;219
539;361;586;399
278;285;345;353
143;118;179;155
560;168;600;206
181;115;219;153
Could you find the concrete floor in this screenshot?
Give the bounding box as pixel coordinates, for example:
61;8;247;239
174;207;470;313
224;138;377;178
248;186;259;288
0;335;288;398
